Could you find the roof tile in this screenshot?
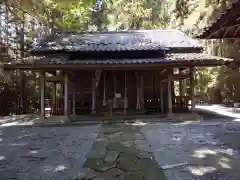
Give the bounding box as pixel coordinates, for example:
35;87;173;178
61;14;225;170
32;30;202;53
13;53;232;65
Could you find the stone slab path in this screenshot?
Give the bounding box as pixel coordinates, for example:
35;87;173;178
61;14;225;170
142;121;240;180
0;125;100;180
74;123;166;180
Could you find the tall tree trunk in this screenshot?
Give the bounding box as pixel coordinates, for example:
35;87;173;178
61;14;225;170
20;12;27;114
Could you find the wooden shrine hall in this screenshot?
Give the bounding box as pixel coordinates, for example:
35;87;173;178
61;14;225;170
3;29;232;119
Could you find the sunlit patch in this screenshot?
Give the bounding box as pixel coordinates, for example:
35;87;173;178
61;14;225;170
30;150;38;154
132;121;147;126
220;156;231;163
54;165;68;172
173;121;200;126
171;137;180;141
43;165;54;172
191;148;217;159
233;119;240;122
190;153;206;158
0;138;3;142
10;143;27;147
196;105;240;119
195;148;217;155
0;156;5;160
162;162;188;170
215;148;236;156
188;166;217;176
1;122;19;127
0;121;34;127
219;161;232;169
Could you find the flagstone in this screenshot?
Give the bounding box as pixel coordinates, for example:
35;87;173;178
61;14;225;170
104;150;119;163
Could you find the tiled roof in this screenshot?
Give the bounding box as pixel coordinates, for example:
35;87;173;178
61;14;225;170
12;53;232;65
197;0;240;38
31;30;202;53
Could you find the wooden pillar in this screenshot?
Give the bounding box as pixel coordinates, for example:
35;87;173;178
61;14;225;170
190;67;196;112
72;82;76;116
140;73;144;112
60;70;64;97
160;82;164;113
179;80;183;97
52;82;56;115
103;71;107;106
40;71;45;118
64;72;68;116
91;73;96;114
113;73;117;108
136;72;140;110
124;71;128;115
167;73;173;114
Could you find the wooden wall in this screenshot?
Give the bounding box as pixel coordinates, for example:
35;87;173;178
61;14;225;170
74;70;172;114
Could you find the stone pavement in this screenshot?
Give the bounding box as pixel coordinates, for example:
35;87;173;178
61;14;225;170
0;125;100;180
1;116;240;180
142;121;240;180
74;123;166;180
196;104;240;119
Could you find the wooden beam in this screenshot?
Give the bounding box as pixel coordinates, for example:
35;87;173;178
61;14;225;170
206;1;240;38
161;73;190;82
52;81;56;115
160;82;164;113
233;25;240;36
167;73;172;114
136;72;140;110
190;67;196;112
64;72;68;116
124;71;128;115
222;27;230;38
91;72;96;114
103;71;107;106
45;76;64;82
207;23;240;39
40;71;45;118
113;73;117;109
3;60;229;70
72;82;76;116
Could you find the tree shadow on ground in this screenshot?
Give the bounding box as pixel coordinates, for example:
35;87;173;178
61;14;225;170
0;125;99;180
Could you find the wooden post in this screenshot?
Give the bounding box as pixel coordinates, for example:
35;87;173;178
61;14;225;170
190;67;196;112
72;82;76;116
140;74;144;112
160;82;164;113
52;82;56;115
64;71;68;117
113;73;117;108
179;80;183;97
136;72;140;110
124;71;128;115
103;71;107;106
40;71;45;118
167;74;173;114
60;70;64;97
91;73;96;114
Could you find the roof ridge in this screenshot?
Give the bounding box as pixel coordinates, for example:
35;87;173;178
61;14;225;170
54;29;181;35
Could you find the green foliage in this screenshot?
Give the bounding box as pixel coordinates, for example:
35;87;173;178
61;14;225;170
1;0;239;115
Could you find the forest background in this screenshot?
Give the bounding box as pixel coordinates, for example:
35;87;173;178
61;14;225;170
0;0;239;115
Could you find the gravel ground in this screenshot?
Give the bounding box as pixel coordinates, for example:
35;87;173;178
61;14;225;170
141;120;240;180
0;125;100;180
